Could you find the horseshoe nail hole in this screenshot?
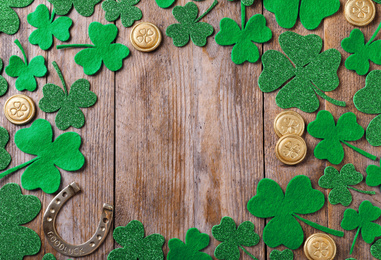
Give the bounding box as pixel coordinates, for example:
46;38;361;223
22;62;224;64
62;192;67;197
47;217;53;222
103;218;109;224
55;199;61;204
100;226;105;232
97;235;102;240
90;242;95;247
50;209;55;214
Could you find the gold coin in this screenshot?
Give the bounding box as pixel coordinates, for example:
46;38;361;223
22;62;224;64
4;94;36;125
345;0;376;26
274;111;305;138
275;135;307;165
130;22;162;52
304;233;337;260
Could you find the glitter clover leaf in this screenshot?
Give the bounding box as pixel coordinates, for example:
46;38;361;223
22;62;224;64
263;0;340;30
319;164;375;207
27;4;73;51
167;228;212;260
269;249;294;260
47;0;102;17
166;1;218;47
371;239;381;260
108;220;165;260
341;200;381;254
0;126;11;171
102;0;142;28
39;62;97;130
258;31;345;113
228;0;255;6
57;22;130;76
211;216;260;260
42;253;72;260
366;162;381;191
0;119;85;194
5;39;47;92
0;0;34;35
0;183;41;259
247;175;344;250
307;110;376;165
0;58;8;97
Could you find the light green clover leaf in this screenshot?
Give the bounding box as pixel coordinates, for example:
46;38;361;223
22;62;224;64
47;0;102;17
102;0;142;28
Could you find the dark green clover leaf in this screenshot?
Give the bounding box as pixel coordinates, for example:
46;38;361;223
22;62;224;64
319;164;375;207
28;4;73;51
0;119;85;194
0;126;11;171
307;110;376;165
371;239;381;260
212;216;260;260
42;253;72;260
166;1;218;47
0;58;8;97
366;162;381;191
5;39;47;92
247;175;344;250
168;228;211;260
228;0;254;6
47;0;102;17
0;0;34;35
39;62;97;130
258;31;345;113
215;14;272;65
341;200;381;254
102;0;142;28
108;220;165;260
0;183;41;259
57;22;130;76
269;249;294;260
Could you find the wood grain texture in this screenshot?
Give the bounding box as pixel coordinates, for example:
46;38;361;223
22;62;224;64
0;0;380;259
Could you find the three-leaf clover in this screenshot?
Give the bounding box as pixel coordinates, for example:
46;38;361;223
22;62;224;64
0;119;85;194
247;175;344;250
0;59;8;96
39;61;97;130
0;0;34;35
47;0;102;17
366;162;381;191
263;0;340;30
307;110;377;165
102;0;142;28
166;1;218;47
0;183;41;259
167;228;211;260
319;164;375;207
0;126;11;171
211;216;260;260
108;220;165;259
57;22;130;76
371;239;381;260
341;200;381;254
5;39;47;92
258;31;345;113
28;4;73;50
269;249;294;260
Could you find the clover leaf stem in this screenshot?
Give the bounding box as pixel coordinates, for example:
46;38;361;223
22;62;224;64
239;246;258;260
341;141;377;161
292;214;344;237
56;44;95;49
350;228;361;254
348;186;376;195
52;61;68;96
14;39;28;65
311;85;346;107
366;22;381;46
195;0;218;23
241;2;246;29
0;157;39;180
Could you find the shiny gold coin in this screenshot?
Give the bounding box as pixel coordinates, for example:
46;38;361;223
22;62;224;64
130;22;162;52
274;111;305;138
345;0;376;26
304;233;337;260
275;135;307;165
4;94;36;125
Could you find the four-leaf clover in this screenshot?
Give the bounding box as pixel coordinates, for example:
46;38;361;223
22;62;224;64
0;126;11;171
28;4;73;50
102;0;142;28
258;31;345;113
108;220;165;259
341;200;381;254
47;0;102;17
168;228;211;260
0;0;34;35
0;58;8;96
212;216;260;260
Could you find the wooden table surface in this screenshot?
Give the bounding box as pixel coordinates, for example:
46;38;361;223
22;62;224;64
1;0;381;259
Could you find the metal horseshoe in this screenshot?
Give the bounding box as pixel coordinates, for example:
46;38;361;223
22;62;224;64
43;182;113;257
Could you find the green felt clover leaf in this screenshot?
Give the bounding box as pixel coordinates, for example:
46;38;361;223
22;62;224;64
167;228;211;260
263;0;340;30
341;200;381;254
366;162;381;191
228;0;255;6
215;14;272;65
57;22;130;76
102;0;142;28
108;220;165;260
212;216;260;260
5;39;47;92
319;164;375;207
166;1;218;47
0;59;8;97
0;183;41;259
269;249;294;260
156;0;175;8
258;31;345;113
28;4;73;51
0;0;34;35
247;175;344;250
47;0;101;17
307;110;376;165
39;62;97;130
371;239;381;259
0;119;85;194
0;126;11;171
